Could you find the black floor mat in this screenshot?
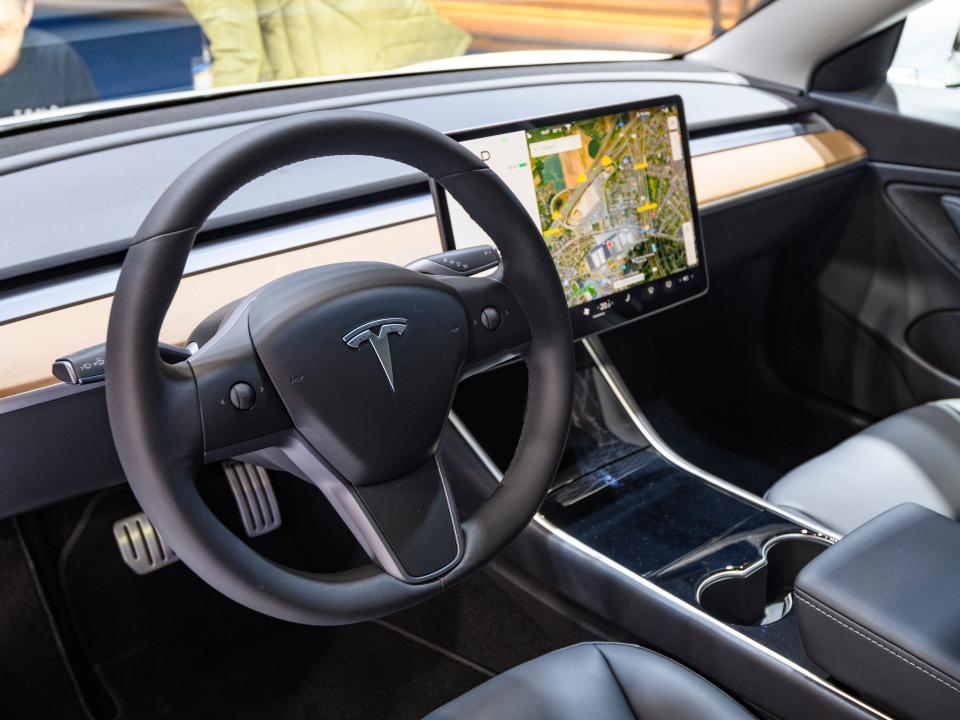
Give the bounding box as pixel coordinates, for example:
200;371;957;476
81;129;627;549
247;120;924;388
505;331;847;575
93;617;485;720
388;567;558;675
0;520;87;720
54;486;557;720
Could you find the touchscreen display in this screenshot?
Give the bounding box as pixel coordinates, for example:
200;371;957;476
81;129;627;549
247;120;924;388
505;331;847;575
435;97;707;337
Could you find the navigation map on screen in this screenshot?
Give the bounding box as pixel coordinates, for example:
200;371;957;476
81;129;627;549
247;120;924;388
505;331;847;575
442;101;701;311
528;104;698;307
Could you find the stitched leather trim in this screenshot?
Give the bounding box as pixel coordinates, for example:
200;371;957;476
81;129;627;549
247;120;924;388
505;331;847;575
796;592;960;696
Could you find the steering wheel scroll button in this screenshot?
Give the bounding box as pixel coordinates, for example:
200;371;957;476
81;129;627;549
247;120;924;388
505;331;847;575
229;382;256;410
189;306;292;458
480;307;502;330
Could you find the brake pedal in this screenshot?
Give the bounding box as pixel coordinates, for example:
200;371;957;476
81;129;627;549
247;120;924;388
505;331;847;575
223;461;282;537
113;512;178;575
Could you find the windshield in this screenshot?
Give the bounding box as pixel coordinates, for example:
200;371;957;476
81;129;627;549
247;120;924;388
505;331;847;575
0;0;771;124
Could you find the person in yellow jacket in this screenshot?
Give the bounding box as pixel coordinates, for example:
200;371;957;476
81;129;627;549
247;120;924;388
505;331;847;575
183;0;471;87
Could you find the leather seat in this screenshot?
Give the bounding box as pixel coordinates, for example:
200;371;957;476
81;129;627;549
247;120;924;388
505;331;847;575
424;642;754;719
766;400;960;534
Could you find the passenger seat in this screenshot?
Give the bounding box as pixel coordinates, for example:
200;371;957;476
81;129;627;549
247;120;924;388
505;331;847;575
765;400;960;534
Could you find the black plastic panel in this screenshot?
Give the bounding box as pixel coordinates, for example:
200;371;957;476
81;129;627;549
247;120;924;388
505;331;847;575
0;383;123;519
543;448;778;576
811;22;904;93
887;183;960;272
354;458;461;579
765;163;960;424
906;311;960;381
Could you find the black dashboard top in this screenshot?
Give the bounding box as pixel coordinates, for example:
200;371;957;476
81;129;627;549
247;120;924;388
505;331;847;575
0;59;808;283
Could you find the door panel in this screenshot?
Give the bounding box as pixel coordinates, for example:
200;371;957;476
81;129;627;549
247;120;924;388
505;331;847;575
773;103;960;420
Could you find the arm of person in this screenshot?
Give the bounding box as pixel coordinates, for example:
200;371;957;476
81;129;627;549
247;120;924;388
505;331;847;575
183;0;268;86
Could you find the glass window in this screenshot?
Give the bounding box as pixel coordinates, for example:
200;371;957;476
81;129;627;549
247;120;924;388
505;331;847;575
0;0;773;122
888;0;960;89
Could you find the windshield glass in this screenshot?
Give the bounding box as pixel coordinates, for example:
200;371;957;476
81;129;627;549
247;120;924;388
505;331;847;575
0;0;770;124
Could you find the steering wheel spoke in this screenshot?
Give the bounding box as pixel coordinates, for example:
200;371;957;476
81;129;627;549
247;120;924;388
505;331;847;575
146;359;208;473
437;274;532;377
273;435;463;583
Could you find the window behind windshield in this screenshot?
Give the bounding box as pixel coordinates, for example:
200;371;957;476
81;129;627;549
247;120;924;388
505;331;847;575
0;0;771;121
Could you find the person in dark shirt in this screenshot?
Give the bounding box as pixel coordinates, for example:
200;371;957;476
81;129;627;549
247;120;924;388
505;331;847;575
0;0;98;117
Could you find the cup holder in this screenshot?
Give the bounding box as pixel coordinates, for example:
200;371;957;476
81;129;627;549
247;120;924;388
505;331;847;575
697;534;832;626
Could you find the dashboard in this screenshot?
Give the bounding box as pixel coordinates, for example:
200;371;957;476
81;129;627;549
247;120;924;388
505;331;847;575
0;60;868;520
434;97;707;336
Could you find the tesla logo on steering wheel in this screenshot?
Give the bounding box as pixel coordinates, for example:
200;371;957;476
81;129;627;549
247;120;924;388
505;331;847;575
343;318;408;392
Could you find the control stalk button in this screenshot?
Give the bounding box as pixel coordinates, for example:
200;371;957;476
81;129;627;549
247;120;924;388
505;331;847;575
405;245;501;277
480;307;502;331
229;382;257;410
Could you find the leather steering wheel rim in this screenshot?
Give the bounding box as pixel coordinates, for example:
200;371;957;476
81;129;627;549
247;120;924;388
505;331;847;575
105;110;574;625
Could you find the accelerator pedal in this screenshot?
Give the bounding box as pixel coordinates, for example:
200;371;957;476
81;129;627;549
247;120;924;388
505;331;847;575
114;463;280;574
222;461;282;537
113;512;178;575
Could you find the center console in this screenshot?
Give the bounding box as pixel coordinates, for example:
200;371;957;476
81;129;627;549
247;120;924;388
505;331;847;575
453;340;839;663
541;342;833;647
448;339;887;718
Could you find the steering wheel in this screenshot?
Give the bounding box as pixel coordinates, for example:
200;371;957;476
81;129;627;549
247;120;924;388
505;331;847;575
105;111;574;625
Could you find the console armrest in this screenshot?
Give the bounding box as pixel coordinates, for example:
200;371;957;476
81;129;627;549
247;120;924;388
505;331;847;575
795;503;960;720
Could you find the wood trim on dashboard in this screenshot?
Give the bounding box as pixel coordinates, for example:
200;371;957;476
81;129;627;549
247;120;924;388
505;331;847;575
0;220;443;399
692;129;866;206
0;129;866;401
